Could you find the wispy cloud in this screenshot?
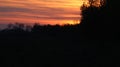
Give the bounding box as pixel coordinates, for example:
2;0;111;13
0;0;85;25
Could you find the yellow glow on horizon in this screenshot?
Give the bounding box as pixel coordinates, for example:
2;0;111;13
66;20;80;25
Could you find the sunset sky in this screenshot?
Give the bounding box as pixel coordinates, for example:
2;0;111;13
0;0;88;28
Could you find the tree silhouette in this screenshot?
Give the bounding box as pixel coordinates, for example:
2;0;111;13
79;0;120;40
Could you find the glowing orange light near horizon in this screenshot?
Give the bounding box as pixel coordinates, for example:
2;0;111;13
66;20;80;25
61;20;80;25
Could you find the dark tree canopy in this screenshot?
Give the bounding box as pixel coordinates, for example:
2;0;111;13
80;0;120;40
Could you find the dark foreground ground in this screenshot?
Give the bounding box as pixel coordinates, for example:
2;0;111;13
0;32;118;67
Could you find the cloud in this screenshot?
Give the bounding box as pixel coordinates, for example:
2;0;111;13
0;0;83;25
0;6;31;12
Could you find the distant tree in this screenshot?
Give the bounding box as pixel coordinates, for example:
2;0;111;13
31;23;41;32
7;24;14;30
14;23;25;29
25;25;32;32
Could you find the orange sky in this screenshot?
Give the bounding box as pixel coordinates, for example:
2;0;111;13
0;0;88;26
